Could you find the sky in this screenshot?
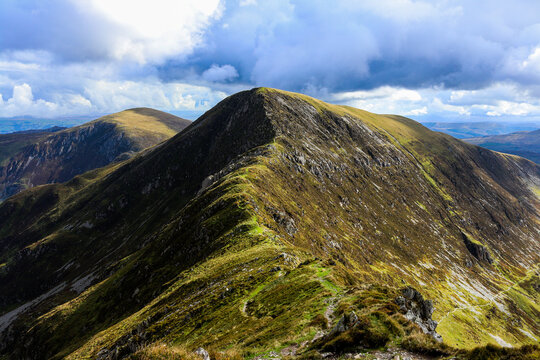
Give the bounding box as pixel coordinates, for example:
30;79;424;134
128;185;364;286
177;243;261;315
1;0;540;123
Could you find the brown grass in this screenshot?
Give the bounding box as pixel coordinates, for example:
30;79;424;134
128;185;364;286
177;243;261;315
130;343;243;360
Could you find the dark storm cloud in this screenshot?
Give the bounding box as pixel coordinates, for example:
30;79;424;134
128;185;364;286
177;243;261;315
158;0;540;92
0;0;122;62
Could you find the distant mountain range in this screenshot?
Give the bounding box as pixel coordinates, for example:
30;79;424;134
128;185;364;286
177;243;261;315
464;129;540;164
422;121;540;138
0;108;190;200
0;117;92;134
0;89;538;359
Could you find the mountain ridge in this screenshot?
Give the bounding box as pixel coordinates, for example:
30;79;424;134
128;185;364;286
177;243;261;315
0;88;539;359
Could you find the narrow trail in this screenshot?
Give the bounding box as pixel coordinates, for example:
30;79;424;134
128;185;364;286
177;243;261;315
323;296;339;326
437;265;538;325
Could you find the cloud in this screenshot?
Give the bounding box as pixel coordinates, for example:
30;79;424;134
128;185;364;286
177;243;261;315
82;80;227;113
0;81;227;118
0;0;222;64
164;0;540;93
332;86;424;114
202;64;239;82
432;98;471;116
0;83;60;117
239;0;257;6
329;83;540;121
81;0;223;64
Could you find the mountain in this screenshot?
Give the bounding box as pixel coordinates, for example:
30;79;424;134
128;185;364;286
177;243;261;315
0;108;190;201
0;88;539;360
422;121;540;139
464;129;540;164
0;127;66;166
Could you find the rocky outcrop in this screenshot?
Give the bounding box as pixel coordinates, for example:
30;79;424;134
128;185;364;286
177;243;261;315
395;287;442;342
195;347;211;360
327;311;359;337
462;233;493;264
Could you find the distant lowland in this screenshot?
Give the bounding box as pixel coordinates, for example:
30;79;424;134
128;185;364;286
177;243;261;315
0;117;92;134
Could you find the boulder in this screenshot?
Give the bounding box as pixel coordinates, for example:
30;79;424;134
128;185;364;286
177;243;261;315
195;347;211;360
395;287;442;342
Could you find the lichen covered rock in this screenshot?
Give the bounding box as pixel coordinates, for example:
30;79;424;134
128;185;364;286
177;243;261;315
395;287;442;342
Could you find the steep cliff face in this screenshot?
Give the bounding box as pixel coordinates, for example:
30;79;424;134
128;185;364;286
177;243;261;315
0;89;538;359
0;108;190;200
0;127;65;167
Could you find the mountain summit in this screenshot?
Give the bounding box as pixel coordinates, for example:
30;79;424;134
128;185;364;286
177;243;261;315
0;108;190;200
0;88;539;359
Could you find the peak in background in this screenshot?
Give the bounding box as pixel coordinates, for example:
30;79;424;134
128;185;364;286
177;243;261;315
0;88;539;360
422;121;540;139
464;129;540;164
0;108;190;201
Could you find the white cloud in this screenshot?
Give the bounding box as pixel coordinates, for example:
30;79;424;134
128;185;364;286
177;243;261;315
481;101;540;117
432;98;471;116
239;0;257;6
327;82;540;120
335;87;422;102
202;64;239;82
0;83;59;117
11;84;34;106
331;86;423;114
360;0;455;22
0;81;227;118
0;60;41;72
74;0;223;64
83;80;227;113
521;47;540;71
406;107;428;116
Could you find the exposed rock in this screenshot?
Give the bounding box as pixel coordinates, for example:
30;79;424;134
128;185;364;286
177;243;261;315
328;311;359;336
395;287;442;342
461;233;493;264
195;347;211;360
272;210;297;235
253;351;280;360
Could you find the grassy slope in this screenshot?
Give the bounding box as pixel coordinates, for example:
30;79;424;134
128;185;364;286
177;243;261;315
0;89;539;359
257;89;540;348
93;108;190;149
